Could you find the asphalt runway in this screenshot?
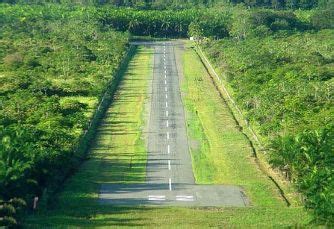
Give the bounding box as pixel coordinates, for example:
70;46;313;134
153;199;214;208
99;41;249;207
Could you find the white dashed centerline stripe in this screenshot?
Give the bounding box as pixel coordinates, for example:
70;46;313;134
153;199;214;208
167;131;169;140
166;110;168;117
168;160;171;170
176;195;194;201
165;87;167;92
148;195;166;201
166;101;168;108
165;80;167;85
167;144;170;154
169;178;172;191
166;120;169;127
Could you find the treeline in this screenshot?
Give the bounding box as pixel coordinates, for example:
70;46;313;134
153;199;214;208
227;0;331;9
0;4;128;226
98;8;198;37
105;7;333;38
97;6;333;38
1;0;333;9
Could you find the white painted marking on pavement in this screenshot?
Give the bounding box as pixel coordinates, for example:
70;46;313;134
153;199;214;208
148;195;166;201
167;144;170;154
165;94;168;99
166;110;168;117
166;101;168;108
167;131;169;140
165;80;167;85
165;70;167;74
166;120;169;127
169;178;172;191
168;160;171;170
165;87;167;92
176;195;194;201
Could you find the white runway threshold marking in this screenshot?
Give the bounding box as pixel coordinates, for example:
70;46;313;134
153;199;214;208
169;178;172;191
148;195;166;201
176;195;194;201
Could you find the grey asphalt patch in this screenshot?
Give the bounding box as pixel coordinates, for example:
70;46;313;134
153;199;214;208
99;41;249;207
100;183;248;206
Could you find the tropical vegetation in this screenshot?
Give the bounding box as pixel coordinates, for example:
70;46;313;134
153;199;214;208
0;1;333;226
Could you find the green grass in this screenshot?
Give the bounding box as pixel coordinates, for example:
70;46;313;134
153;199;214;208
60;96;99;118
181;43;283;206
24;44;312;228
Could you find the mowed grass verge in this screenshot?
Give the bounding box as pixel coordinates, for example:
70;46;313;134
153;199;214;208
25;43;311;228
181;43;282;206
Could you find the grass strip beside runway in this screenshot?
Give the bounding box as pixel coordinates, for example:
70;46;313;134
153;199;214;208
181;43;283;206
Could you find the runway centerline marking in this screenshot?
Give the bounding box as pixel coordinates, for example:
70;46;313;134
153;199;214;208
167;144;170;154
166;94;168;99
148;195;166;201
166;120;169;127
164;80;167;85
169;178;172;191
176;195;194;201
167;131;169;140
166;110;168;117
166;101;168;108
168;160;171;170
165;87;167;92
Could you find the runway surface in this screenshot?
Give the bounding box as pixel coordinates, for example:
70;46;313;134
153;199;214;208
99;41;249;206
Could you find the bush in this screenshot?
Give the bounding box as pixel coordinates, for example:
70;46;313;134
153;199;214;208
311;10;334;29
3;53;23;69
271;126;334;223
